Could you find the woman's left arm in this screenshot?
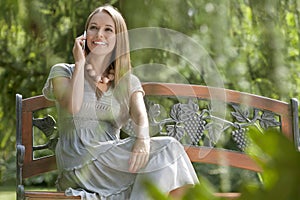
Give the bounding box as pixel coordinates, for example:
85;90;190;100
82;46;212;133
128;91;150;173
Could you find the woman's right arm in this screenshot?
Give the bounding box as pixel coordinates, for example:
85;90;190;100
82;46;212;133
52;34;86;114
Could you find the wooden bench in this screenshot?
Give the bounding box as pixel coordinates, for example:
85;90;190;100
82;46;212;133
16;82;300;200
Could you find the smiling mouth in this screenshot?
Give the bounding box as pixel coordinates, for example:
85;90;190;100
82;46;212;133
94;41;108;46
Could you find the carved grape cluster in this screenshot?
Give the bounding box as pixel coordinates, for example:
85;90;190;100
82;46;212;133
231;127;250;151
183;114;205;145
166;99;207;144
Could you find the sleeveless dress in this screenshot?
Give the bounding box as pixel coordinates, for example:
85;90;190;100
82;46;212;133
42;63;199;200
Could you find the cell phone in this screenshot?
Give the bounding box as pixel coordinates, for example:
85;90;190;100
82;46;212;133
82;30;86;50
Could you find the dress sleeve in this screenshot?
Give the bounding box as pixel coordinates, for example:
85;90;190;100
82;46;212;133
42;63;74;101
129;74;145;97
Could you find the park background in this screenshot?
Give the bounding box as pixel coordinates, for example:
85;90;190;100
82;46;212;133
1;0;300;199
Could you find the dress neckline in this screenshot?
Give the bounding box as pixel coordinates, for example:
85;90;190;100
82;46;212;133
101;85;112;96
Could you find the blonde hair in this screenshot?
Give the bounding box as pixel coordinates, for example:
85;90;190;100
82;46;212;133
84;5;131;84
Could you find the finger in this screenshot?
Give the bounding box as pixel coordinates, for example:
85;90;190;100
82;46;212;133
77;34;86;40
140;153;149;169
129;152;144;173
73;41;82;53
129;153;137;173
75;38;84;48
135;152;150;172
140;153;149;170
133;154;144;172
75;35;85;46
73;38;85;55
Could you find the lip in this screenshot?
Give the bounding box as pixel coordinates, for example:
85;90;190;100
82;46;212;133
93;41;108;46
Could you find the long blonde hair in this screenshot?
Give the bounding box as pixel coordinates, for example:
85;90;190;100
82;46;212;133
84;5;131;85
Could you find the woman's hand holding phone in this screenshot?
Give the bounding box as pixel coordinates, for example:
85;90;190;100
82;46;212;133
73;31;87;63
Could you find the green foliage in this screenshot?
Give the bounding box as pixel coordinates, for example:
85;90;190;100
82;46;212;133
241;128;300;199
143;177;218;200
143;129;300;200
181;178;219;200
192;162;261;193
143;179;171;200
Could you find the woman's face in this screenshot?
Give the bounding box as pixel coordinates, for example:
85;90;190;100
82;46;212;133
86;11;116;55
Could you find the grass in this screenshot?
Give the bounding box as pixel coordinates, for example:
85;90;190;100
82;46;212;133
0;191;15;200
0;186;16;200
0;185;56;200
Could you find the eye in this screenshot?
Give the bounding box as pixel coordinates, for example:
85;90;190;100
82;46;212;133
89;25;98;30
105;27;114;33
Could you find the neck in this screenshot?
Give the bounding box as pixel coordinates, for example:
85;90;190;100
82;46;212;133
87;53;112;75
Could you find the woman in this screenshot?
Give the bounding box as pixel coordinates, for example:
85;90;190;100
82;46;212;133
43;5;199;200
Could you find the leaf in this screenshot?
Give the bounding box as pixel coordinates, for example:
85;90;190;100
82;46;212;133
148;103;161;118
166;124;185;140
231;104;250;122
170;100;199;122
253;108;260;120
143;179;170;200
181;99;199;115
170;104;182;122
259;111;281;129
205;122;222;144
33;115;56;137
245;129;300;200
170;103;188;122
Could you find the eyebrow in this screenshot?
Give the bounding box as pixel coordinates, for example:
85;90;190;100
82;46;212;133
90;22;114;28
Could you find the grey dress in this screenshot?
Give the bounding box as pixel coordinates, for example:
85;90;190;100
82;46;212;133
42;63;199;200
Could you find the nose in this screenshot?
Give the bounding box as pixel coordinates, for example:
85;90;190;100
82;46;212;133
97;28;105;38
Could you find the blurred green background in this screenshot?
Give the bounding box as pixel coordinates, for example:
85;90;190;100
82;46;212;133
1;0;300;199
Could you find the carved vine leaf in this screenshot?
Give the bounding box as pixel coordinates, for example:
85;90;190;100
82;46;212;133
148;103;161;120
205;122;223;145
170;104;183;122
181;99;199;115
253;108;260;120
231;104;250;123
33;115;56;137
259;111;281;129
170;100;199;122
166;124;185;140
33;115;58;152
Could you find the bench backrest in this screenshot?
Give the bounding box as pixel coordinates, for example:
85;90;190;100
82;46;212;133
16;82;299;184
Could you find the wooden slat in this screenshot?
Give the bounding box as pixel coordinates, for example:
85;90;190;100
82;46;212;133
25;191;240;199
184;146;262;172
214;192;241;199
281;115;293;139
22;111;33;165
25;191;80;199
22;95;55;112
23;156;57;179
142;83;290;114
